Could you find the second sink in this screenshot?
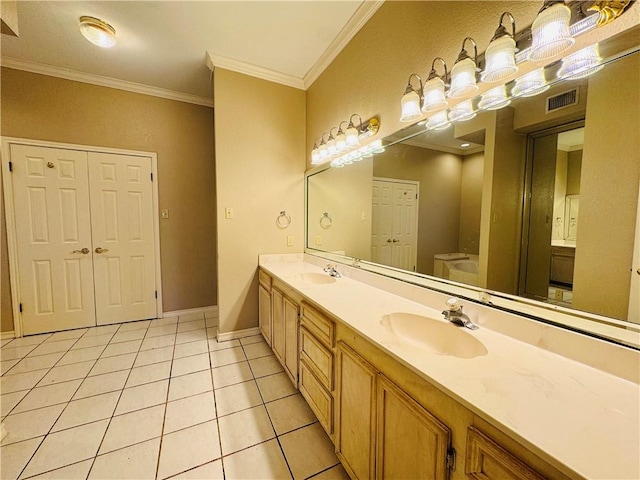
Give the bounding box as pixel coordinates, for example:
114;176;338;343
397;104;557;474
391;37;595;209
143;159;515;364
380;312;487;358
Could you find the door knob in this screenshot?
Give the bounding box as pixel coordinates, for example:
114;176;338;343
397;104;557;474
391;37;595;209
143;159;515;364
392;239;399;243
95;247;109;254
71;248;90;254
386;239;392;243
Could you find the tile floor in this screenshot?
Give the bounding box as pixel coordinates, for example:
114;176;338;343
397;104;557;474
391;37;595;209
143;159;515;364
0;314;349;480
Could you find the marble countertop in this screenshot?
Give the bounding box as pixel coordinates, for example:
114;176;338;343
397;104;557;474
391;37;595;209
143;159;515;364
259;255;639;480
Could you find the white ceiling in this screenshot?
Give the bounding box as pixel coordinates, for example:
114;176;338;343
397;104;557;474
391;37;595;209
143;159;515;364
0;1;377;105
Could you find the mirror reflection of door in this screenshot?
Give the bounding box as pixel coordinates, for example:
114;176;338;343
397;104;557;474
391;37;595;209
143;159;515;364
523;125;583;305
371;178;419;271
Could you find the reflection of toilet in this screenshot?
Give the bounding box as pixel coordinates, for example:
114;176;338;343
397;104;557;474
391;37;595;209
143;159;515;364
434;253;469;278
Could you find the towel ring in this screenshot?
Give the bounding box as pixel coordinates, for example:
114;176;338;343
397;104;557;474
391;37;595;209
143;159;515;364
276;211;291;228
320;212;333;229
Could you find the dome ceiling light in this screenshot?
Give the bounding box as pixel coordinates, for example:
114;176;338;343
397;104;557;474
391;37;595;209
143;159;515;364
79;16;117;48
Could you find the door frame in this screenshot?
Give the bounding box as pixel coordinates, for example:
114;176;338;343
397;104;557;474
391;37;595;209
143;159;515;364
371;177;419;272
2;137;164;337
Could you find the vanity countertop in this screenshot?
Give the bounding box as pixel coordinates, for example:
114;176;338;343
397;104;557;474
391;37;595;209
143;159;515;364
259;254;639;480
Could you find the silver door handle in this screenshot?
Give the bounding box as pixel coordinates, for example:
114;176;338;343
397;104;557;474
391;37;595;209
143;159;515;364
95;247;109;254
71;248;90;254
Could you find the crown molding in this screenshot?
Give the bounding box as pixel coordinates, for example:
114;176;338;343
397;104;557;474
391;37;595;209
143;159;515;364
206;53;305;90
303;0;385;89
0;57;214;107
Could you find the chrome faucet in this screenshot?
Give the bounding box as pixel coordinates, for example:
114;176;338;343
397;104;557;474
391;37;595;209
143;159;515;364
442;297;478;330
323;264;341;278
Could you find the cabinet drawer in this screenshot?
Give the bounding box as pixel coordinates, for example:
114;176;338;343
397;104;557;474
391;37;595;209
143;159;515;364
299;360;333;436
259;270;272;290
300;326;333;390
301;302;335;348
466;427;544;480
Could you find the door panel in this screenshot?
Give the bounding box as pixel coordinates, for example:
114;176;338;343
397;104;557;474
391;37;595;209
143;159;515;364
11;144;96;334
89;152;156;325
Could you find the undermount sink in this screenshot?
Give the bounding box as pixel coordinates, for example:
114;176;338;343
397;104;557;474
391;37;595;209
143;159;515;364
297;273;337;285
380;312;487;359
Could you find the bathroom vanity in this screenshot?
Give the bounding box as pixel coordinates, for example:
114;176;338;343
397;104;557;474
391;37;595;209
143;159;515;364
257;254;639;480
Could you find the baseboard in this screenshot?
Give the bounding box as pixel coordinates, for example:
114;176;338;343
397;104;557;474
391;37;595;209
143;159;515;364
216;327;261;342
1;331;15;340
162;305;218;319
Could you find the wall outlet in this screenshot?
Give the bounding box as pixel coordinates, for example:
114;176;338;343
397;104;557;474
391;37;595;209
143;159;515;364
161;209;169;219
315;235;322;245
225;207;233;219
287;235;294;246
361;212;368;221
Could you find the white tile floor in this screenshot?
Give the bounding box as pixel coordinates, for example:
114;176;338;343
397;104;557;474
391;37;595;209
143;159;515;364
0;314;349;480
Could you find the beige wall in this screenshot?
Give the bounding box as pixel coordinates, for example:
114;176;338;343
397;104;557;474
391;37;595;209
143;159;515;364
459;152;483;255
214;68;305;334
373;143;462;275
572;54;640;319
307;161;373;260
1;68;216;332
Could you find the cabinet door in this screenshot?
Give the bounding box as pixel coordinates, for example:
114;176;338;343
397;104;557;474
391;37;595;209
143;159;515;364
271;288;285;364
376;375;451;480
336;342;377;480
283;295;299;386
258;284;272;346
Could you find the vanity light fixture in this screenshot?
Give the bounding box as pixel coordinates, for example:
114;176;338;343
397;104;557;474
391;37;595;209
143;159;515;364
319;133;329;160
448;99;477;122
79;16;117;48
399;74;424;122
336;121;348;152
449;37;479;99
557;43;604;80
426;111;450;130
527;1;574;62
422;58;449;112
482;12;518;83
345;114;362;146
311;140;321;165
512;68;551;97
327;127;338;156
478;84;511;110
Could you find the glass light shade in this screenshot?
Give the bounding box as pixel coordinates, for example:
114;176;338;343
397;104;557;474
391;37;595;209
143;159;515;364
481;35;518;83
331;158;345;168
449;58;478;98
557;44;604;80
345;125;360;146
528;3;574;61
421;77;447;112
336;132;347;152
351;151;363;162
426;111;450;130
448;100;476;122
327;138;337;156
370;139;385;154
79;16;117;48
311;146;320;164
400;90;423;122
319;143;328;159
478;85;511;110
359;146;373;158
512;68;550;97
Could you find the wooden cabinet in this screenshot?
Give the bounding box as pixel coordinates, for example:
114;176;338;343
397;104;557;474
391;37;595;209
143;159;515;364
335;341;452;480
550;246;575;286
258;283;272;346
270;286;299;387
466;427;544;480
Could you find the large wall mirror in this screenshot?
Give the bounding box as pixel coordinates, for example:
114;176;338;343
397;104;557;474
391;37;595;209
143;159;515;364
306;26;640;348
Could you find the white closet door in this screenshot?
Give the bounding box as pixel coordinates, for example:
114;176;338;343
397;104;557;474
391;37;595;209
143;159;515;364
88;152;157;325
11;144;96;334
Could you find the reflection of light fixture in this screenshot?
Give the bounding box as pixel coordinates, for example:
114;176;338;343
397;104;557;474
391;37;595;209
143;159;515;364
311;140;321;164
313;116;380;167
79;16;117;48
319;133;329;159
422;58;448;112
449;37;479;99
512;68;551;97
528;1;574;61
400;74;423;122
426;111;450;130
558;44;604;80
478;85;511;110
482;12;518;83
448;99;476;122
461;143;471;148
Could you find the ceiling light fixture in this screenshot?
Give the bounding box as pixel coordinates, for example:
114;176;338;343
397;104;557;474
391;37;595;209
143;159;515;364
79;16;117;48
461;143;471;148
449;37;479;99
482;12;518;83
527;1;574;61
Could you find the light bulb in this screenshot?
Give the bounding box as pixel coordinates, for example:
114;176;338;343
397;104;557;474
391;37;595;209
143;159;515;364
79;16;117;48
311;144;320;164
528;3;574;61
345;124;360;147
449;57;478;99
448;100;476;122
426;111;450;130
482;35;518;83
557;44;604;80
400;89;423;122
422;76;447;112
336;131;347;152
512;68;550;97
478;85;511;111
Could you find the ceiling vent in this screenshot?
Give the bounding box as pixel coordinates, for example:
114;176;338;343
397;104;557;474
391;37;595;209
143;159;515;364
545;88;579;113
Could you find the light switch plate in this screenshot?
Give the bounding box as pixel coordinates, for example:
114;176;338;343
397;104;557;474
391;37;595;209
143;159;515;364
315;235;322;245
161;209;169;219
287;235;294;246
225;207;233;219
